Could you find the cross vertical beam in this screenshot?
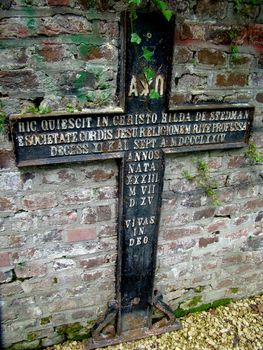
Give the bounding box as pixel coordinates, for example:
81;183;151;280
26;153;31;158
116;12;175;335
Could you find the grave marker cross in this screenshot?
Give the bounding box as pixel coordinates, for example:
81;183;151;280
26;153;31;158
10;11;253;349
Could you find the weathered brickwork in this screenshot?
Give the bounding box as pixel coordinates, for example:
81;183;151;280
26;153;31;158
0;0;263;348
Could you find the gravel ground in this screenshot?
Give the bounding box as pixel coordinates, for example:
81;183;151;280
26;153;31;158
47;294;263;350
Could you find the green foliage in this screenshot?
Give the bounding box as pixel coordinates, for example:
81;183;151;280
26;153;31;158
174;298;232;318
142;47;154;61
182;158;220;206
131;32;142;44
128;0;173;100
130;9;138;20
230;44;239;61
26;105;39;114
66;104;74;113
229;30;239;61
186;295;202;307
182;170;194;181
144;67;155;81
234;0;258;13
57;323;90;341
153;0;173;21
39;106;52;114
245;142;263;163
149;89;160;99
25;105;52;114
129;0;141;5
40;317;51;325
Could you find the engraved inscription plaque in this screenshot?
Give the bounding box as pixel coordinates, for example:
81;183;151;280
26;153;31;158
10;12;254;348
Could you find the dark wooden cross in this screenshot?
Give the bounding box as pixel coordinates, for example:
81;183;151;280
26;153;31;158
10;12;253;349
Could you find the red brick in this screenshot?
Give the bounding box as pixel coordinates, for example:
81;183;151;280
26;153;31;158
85;167;115;181
98;21;118;36
96;187;117;200
199;236;219;248
96;205;112;222
170;93;192;105
227;156;246;168
22;193;57;210
231;55;252;66
39;44;64;62
206;26;232;45
164;226;202;240
222;254;243;264
197;49;226;65
0;19;29;39
207;219;228;233
0;150;15;169
0;197;15;211
248;24;263;46
15;264;47;279
48;0;69;5
62;189;93;205
179;22;206;41
244;199;263;211
0;70;39;91
81;207;97;224
173;47;193;64
82;271;102;282
217;279;233;288
234;216;249;226
42;211;77;226
193;207;216;221
226;170;252;185
79;45;114;61
39;16;91;36
207;158;222;170
66;227;96;242
207;26;247;45
0;252;10;267
216;73;248;87
225;228;248;239
98;224;117;238
195;0;227;18
80;256;105;269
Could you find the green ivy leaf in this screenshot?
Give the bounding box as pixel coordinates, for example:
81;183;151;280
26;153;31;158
128;0;141;5
131;32;142;44
130;9;138;20
39;106;52;114
66;104;74;113
149;89;160;100
154;0;173;21
163;9;173;21
142;48;154;61
144;67;155;81
26;106;39;114
155;0;166;11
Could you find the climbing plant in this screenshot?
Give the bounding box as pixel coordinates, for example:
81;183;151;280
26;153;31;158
245;143;263;164
182;158;220;206
128;0;173;99
129;0;173;21
233;0;259;13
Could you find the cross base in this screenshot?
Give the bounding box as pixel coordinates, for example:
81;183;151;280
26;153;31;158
86;290;181;349
85;321;182;349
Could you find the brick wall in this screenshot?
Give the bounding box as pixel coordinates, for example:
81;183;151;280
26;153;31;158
0;0;262;348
